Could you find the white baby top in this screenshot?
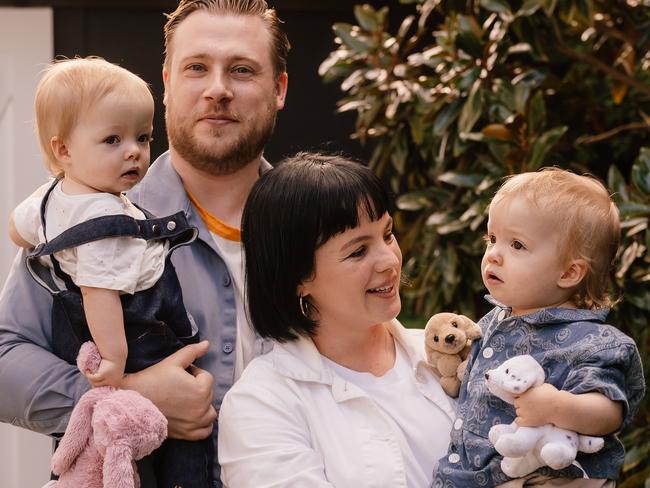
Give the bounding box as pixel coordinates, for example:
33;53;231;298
13;180;167;295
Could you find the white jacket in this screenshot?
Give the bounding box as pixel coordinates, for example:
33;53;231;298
218;320;456;488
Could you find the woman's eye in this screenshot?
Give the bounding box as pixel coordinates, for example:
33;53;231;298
104;136;119;145
512;241;525;250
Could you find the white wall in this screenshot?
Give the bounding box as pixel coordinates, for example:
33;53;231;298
0;7;54;488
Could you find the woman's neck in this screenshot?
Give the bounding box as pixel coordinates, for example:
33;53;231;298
313;322;396;377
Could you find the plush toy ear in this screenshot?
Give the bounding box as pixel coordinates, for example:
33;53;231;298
103;443;137;488
461;316;482;340
51;388;105;475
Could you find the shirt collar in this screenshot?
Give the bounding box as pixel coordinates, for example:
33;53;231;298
484;294;609;326
270;319;428;385
127;151;272;253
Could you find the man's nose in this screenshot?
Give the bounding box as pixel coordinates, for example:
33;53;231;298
204;71;234;102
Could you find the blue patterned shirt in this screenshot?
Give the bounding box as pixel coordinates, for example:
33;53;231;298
432;297;645;487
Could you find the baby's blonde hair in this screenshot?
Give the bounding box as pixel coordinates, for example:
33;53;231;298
491;168;620;309
34;57;153;177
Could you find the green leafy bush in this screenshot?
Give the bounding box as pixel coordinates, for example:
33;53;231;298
320;0;650;484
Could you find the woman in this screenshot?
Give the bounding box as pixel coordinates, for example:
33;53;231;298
218;153;455;487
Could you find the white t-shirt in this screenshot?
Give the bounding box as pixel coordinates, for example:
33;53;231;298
208;231;256;380
13;180;167;295
323;341;453;488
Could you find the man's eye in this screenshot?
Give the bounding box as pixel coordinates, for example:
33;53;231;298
187;64;205;72
233;66;253;75
512;241;525;250
104;136;119;145
384;231;394;243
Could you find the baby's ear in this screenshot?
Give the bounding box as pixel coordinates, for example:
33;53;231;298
557;258;588;289
50;136;70;162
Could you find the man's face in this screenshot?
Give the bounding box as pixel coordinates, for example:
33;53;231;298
163;11;287;175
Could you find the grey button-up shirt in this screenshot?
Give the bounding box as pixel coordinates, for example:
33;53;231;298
433;297;645;487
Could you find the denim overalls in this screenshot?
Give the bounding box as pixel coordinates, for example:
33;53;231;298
26;179;214;488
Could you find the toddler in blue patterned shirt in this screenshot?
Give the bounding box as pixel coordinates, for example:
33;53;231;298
433;168;645;488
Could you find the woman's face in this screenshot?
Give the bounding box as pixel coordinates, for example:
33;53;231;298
299;211;402;335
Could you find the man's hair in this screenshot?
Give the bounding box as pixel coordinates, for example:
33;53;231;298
491;167;620;309
242;152;393;342
35;57;153;177
163;0;290;77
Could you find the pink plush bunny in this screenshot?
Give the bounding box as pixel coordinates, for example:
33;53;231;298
51;342;167;488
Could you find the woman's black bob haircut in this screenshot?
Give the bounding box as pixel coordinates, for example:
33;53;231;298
242;152;393;342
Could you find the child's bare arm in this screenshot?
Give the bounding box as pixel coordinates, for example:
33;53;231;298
9;182;53;248
80;286;127;388
8;212;34;248
514;383;623;435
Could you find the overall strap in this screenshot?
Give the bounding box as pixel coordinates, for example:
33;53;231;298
26;181;196;294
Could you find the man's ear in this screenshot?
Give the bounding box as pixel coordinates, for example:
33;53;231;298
162;66;170;107
50;136;70;163
558;259;588;289
275;72;288;111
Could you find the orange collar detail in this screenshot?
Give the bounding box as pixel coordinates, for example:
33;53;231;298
186;190;241;242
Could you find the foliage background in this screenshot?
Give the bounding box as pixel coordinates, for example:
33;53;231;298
320;0;650;485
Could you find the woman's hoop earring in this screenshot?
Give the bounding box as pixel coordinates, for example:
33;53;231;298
299;295;309;318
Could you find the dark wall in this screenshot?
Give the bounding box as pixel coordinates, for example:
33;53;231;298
41;1;411;164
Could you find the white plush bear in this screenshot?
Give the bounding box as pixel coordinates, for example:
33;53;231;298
485;355;605;478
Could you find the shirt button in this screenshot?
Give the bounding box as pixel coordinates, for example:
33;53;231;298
483;347;494;359
454;418;463;430
166;220;176;231
223;342;233;354
497;310;507;321
223;273;231;287
448;453;460;463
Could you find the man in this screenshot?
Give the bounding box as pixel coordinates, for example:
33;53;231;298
0;0;289;485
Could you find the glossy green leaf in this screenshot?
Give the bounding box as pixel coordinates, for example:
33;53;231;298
608;165;630;203
333;23;369;53
458;81;483;134
527;90;546;137
632;148;650;196
438;172;485;188
354;4;379;32
433;100;463;136
526;125;567;170
480;0;512;15
517;0;545;16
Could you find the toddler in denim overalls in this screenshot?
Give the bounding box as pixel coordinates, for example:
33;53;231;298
8;57;213;487
433;169;645;488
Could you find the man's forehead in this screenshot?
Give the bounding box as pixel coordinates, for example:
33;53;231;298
169;11;272;62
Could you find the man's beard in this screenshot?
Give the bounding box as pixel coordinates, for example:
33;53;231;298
166;101;277;176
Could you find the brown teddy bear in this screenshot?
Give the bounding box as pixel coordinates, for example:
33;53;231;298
424;312;482;397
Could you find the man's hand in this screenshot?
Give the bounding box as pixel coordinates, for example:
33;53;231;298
122;340;217;440
514;383;559;427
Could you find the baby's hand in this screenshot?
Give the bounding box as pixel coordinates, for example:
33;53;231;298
513;383;560;427
85;358;124;388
